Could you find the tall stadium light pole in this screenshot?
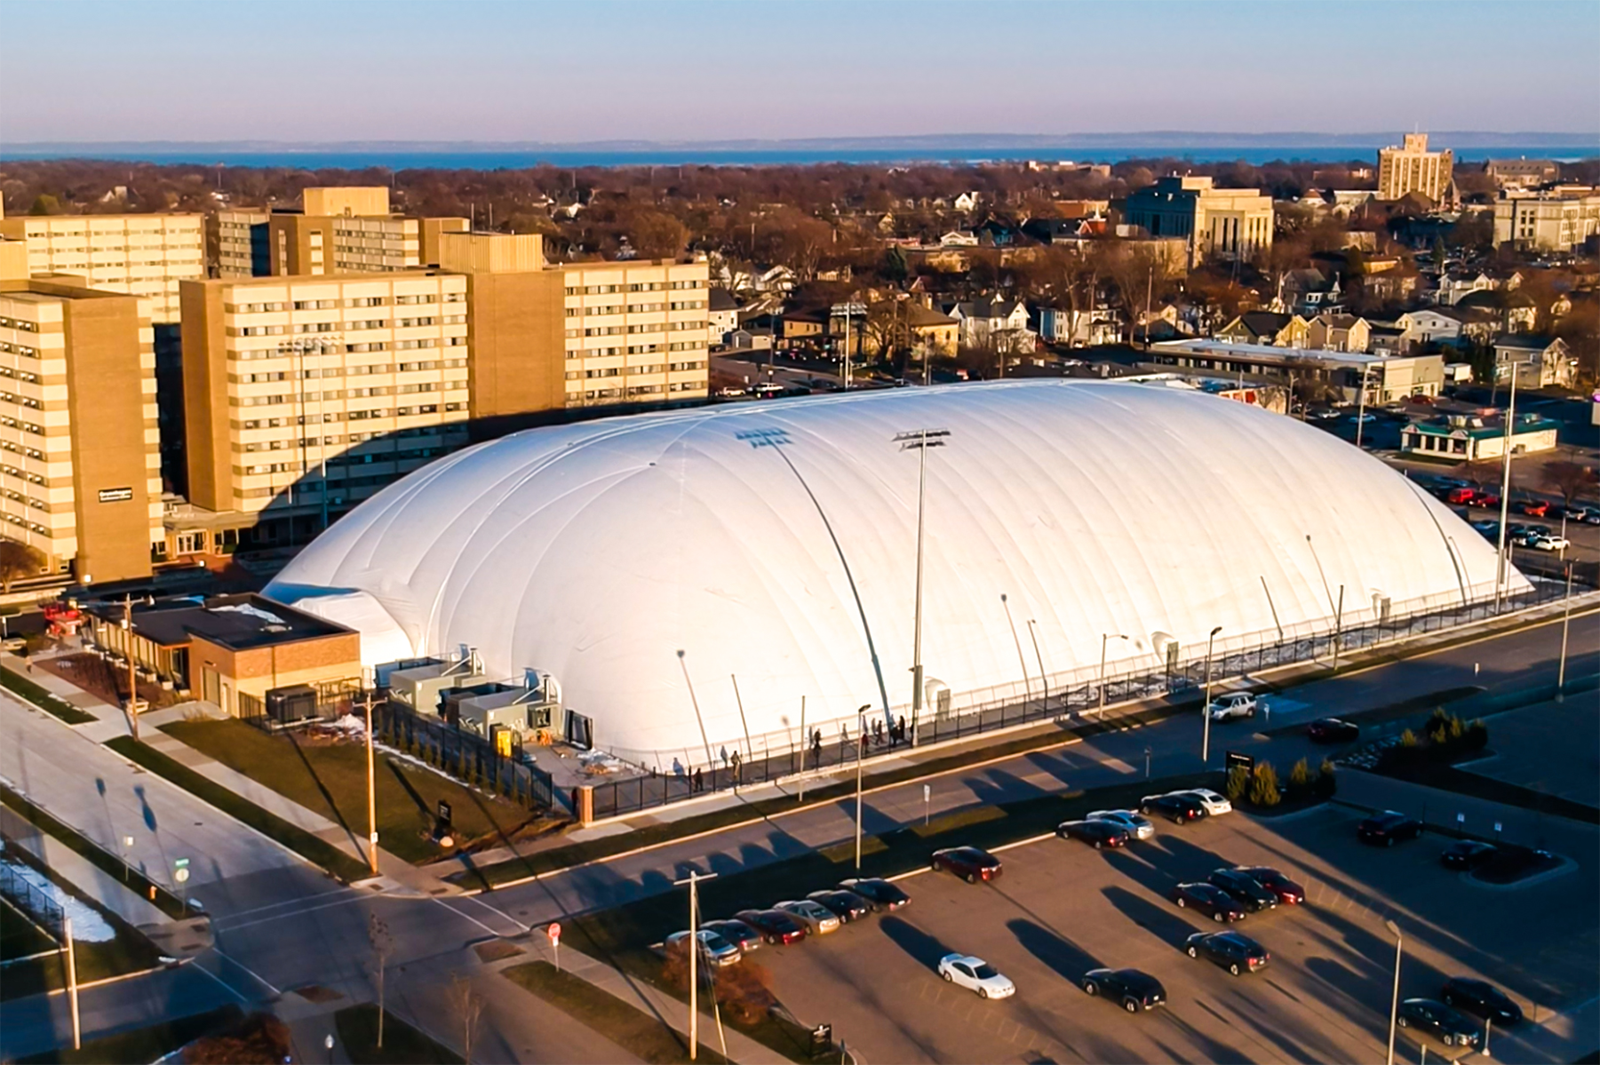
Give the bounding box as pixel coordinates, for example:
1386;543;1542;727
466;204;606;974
361;689;379;876
1492;361;1526;608
853;703;871;870
1099;633;1129;716
1384;919;1404;1065
894;427;949;746
1557;563;1574;701
1354;361;1373;449
1201;626;1223;766
1000;594;1032;713
1026;619;1048;713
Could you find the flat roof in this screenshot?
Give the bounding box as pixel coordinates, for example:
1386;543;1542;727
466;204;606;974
91;593;354;651
1152;338;1404;369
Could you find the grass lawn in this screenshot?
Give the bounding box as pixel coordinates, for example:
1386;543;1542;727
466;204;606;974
0;667;96;725
335;1003;464;1065
104;735;371;882
503;961;729;1065
163;718;539;866
14;1005;244;1064
1;782;186;919
544;769;1221;1062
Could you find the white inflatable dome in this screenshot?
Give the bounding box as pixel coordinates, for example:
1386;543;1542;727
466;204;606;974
267;380;1516;766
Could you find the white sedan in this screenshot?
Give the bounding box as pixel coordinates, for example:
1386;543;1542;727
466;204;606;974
938;953;1016;999
774;899;840;935
1178;789;1233;816
1531;535;1570;552
1087;809;1156;840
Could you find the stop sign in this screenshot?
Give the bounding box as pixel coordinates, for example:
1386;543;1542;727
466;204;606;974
547;921;561;943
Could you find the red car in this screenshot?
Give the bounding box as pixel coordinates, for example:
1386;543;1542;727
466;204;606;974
1475;493;1501;509
1519;499;1550;517
1232;866;1307;905
931;846;1003;883
732;909;807;945
1445;486;1477;505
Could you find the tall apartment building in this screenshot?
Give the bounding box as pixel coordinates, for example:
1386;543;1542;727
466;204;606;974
1493;186;1600;251
215;188;468;279
180;272;472;536
217;210;271;278
1377;133;1454;202
0;213;204;324
1122;176;1273;265
0;276;162;583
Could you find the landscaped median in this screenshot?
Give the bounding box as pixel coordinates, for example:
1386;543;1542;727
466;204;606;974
335;1002;464;1065
12;1005;246;1064
104;735;371;883
454;698;1196;890
0;666;96;725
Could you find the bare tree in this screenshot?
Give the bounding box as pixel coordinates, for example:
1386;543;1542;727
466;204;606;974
1541;460;1599;507
0;539;45;594
446;973;486;1063
367;912;394;1049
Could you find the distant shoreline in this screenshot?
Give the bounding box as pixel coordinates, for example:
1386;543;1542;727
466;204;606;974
3;142;1596;170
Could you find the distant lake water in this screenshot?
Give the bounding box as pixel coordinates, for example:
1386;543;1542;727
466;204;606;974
4;145;1595;169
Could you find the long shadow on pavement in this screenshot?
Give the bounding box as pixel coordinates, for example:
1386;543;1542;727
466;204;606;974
1006;918;1101;983
878;914;956;971
1100;885;1201;953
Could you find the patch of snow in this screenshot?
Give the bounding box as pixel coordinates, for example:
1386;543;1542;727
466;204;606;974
1;856;116;943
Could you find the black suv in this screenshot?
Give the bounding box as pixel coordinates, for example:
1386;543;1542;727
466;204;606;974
1207;869;1278;912
1140;793;1207;824
1397;998;1482;1048
1440;840;1498;870
1185;931;1269;975
1080;968;1166;1012
837;878;910;911
1441;978;1523;1025
1357;810;1423;846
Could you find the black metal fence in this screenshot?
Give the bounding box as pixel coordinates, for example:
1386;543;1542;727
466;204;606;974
0;840;65;945
586;579;1581;820
374;701;558;814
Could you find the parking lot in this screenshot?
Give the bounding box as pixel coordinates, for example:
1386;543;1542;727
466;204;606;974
754;803;1598;1064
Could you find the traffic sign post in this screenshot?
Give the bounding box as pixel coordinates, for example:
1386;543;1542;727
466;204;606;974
174;858;190;909
923;784;931;825
547;921;561;971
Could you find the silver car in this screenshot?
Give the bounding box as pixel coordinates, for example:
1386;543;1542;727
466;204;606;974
665;929;741;967
1086;808;1155;840
774;899;841;934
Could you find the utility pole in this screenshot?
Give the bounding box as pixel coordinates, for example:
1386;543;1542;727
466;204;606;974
1099;632;1128;716
796;695;806;801
122;594;141;742
1385;920;1403;1065
1201;626;1222;765
853;704;869;869
894;427;950;746
1026;619;1048;714
842;305;852;390
1354;362;1373;449
673;869;718;1061
1331;584;1346;671
362;690;379;876
63;914;80;1050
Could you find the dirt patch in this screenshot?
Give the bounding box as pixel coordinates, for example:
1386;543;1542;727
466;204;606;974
39;652;177;710
473;940;525;963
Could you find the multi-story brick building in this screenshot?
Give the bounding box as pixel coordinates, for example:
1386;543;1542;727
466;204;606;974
0;213;204;324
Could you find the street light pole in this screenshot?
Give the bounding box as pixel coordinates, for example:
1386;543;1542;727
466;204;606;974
1385;919;1404;1065
121;594;141;741
854;704;870;869
1201;626;1222;765
672;869;718;1061
1099;632;1128;716
1493;361;1525;608
1026;619;1048;714
1001;594;1031;712
362;690;379;876
895;428;950;747
1354;361;1373;449
1557;562;1573;700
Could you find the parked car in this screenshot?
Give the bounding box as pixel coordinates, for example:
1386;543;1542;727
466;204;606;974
837;878;910;911
774;899;840;935
1231;866;1306;905
1441;977;1524;1025
1207;869;1279;912
1307;717;1361;743
1397;998;1483;1049
1080;968;1166;1012
1517;499;1550;517
1057;819;1130;849
1441;840;1499;870
931;846;1003;883
1206;691;1258;722
702;919;762;954
937;953;1015;999
806;889;872;923
1185;931;1270;975
1171;882;1247;922
1140;792;1207;824
732;908;807;945
665;929;742;967
1357;810;1424;846
1086;809;1155;841
1531;534;1570;552
1178;789;1233;817
1446;486;1477;505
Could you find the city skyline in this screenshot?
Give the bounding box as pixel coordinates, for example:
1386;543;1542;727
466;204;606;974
3;0;1597;146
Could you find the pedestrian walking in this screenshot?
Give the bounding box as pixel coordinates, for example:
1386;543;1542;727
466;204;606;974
693;767;704;793
874;719;884;746
730;749;742;784
897;715;908;744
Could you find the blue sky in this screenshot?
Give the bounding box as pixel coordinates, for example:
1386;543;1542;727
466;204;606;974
3;0;1597;144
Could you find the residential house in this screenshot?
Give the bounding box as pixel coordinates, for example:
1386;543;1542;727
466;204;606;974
857;300;960;358
1038;305;1122;347
1305;314;1371;353
953;191;982;213
1394;306;1500;351
1455;288;1537;334
1279;268;1343;317
946;297;1034;352
939;230;979;247
1433;271;1498;306
1485;159;1560;189
707;287;740;347
1215;311;1310;348
1493;335;1574;389
778;308;829;343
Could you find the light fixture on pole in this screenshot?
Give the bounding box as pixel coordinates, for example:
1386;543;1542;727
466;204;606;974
672;869;719;1062
1384;918;1403;1065
853;704;871;869
1026;619;1048;714
1201;625;1222;765
894;427;950;747
1099;633;1129;716
1000;594;1032;712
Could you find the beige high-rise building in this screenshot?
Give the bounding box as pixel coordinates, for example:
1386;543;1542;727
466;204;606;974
1123;176;1273;265
0;214;205;324
0;276;162;582
1493;186;1600;251
265;187;468;277
1377;134;1454;202
180;272;472;524
216;209;271;278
